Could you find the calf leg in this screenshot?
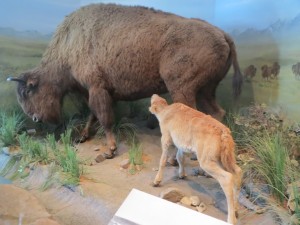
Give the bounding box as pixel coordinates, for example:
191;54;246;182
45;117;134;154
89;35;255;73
153;133;172;186
200;160;237;225
233;165;243;215
176;149;186;179
89;87;117;159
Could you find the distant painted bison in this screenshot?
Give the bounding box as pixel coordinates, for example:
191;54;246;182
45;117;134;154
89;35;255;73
292;62;300;80
271;62;280;79
8;4;242;158
243;64;257;80
261;65;273;81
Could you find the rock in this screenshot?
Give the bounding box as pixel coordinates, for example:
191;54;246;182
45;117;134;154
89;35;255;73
93;147;100;151
180;196;192;206
135;164;142;171
27;129;36;135
95;154;106;163
160;187;185;203
192;167;212;178
2;146;20;156
166;155;178;167
190;195;201;206
2;147;10;155
0;184;51;224
120;159;130;169
196;202;207;213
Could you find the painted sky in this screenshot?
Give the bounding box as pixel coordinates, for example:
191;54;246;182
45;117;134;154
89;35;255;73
0;0;299;34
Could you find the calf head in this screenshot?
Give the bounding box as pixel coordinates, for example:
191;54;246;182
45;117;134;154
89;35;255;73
149;94;168;115
8;72;62;124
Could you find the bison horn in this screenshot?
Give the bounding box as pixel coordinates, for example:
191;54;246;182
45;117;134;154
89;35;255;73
7;77;26;84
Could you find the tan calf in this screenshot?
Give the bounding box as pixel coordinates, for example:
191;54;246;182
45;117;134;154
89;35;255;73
149;94;242;225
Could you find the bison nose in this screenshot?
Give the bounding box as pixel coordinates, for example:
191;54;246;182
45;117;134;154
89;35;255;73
32;115;40;123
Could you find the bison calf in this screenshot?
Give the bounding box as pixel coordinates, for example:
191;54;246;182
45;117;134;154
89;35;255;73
149;94;242;225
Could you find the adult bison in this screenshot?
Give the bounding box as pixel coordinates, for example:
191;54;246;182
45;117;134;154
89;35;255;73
244;64;257;80
7;4;242;158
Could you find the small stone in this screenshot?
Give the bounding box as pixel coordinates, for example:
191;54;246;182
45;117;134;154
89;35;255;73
196;202;207;213
160;187;185;203
180;196;192;206
152;167;158;171
120;159;130;169
135;164;142;171
27;129;36;135
93;147;100;151
2;146;20;156
95;154;105;163
190;196;201;206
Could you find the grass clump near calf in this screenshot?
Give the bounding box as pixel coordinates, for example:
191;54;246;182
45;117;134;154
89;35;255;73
225;104;300;222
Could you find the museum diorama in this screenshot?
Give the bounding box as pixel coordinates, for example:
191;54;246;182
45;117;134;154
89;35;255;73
0;1;299;225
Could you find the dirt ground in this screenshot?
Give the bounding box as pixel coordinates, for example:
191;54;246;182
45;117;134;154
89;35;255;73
1;119;278;225
50;119;276;225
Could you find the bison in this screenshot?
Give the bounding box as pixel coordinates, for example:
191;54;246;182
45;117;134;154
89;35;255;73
292;62;300;80
261;64;273;81
7;4;242;158
271;62;280;79
243;64;257;80
149;94;242;225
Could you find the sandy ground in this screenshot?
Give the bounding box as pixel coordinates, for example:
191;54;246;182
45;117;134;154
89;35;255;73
46;121;275;225
1;120;277;225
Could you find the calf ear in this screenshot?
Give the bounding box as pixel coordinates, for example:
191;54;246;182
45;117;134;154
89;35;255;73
26;77;39;89
149;105;158;114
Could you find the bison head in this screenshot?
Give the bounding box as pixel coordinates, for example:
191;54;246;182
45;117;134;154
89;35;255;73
7;72;62;124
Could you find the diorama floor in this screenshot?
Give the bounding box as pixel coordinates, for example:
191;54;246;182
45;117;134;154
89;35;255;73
1;122;277;225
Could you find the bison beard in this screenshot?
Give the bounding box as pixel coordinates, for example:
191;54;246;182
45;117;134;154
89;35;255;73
8;3;242;159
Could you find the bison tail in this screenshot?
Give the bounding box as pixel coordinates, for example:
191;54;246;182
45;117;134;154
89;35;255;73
220;133;237;174
224;33;243;98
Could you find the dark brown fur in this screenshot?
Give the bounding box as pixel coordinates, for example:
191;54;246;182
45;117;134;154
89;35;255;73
11;4;242;156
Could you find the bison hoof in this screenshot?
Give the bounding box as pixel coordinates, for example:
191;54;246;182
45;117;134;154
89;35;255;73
75;135;88;144
103;150;117;159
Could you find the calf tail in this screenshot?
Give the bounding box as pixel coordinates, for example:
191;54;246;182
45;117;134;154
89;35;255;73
224;33;243;98
220;132;237;174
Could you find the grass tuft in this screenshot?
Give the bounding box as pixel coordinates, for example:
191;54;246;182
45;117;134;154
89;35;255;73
0;111;24;147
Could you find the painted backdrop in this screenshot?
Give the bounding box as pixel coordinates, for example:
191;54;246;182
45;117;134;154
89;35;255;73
0;0;299;122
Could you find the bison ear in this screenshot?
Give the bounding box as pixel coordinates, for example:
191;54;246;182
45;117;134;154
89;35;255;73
26;77;39;89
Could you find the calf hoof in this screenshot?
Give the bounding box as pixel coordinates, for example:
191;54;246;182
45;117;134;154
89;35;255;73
178;175;186;180
235;211;239;218
152;182;160;187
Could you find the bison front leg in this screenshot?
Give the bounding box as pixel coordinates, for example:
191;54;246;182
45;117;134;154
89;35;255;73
89;88;117;159
77;113;97;143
